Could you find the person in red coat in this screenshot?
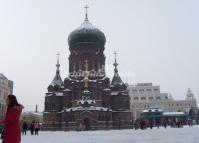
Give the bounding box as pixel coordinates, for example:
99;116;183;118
0;95;23;143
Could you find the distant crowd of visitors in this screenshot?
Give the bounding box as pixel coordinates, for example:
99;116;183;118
22;121;40;135
133;119;194;130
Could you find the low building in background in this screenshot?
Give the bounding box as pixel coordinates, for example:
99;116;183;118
138;108;187;128
21;111;43;126
129;83;197;120
21;105;43;126
0;73;13;119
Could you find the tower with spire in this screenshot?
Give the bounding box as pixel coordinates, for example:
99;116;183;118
44;6;131;131
111;52;124;86
110;52;130;111
48;53;63;91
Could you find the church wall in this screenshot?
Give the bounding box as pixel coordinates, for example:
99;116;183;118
43;112;62;130
45;95;62;111
112;111;132;129
111;95;130;111
102;90;111;108
61;110;113;130
62;91;72;109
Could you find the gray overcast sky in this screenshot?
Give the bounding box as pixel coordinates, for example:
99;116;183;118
0;0;198;111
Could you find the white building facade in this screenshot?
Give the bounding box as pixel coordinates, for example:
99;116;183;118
129;83;197;119
0;73;13;119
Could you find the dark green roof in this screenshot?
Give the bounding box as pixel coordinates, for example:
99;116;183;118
50;70;63;87
68;20;106;46
111;72;124;85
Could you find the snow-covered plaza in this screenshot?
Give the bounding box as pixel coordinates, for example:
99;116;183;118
21;125;199;143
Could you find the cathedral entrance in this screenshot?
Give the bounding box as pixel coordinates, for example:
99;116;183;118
83;118;90;130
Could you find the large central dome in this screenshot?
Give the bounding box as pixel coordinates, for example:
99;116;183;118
68;19;106;47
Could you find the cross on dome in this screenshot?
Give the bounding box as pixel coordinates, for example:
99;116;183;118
84;5;89;21
113;51;118;72
56;52;60;69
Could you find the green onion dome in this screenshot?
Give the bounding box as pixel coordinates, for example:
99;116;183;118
68;19;106;46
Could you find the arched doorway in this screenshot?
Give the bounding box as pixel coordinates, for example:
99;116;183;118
83;118;90;130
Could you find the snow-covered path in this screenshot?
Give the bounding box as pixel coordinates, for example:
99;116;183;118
21;125;199;143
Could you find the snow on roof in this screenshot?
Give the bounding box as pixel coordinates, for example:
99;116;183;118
62;106;111;112
43;111;62;114
89;80;97;82
103;88;111;91
63;89;71;92
111;91;128;96
83;90;91;94
121;92;129;96
75;80;84;82
46;92;63;97
111;92;119;96
78;99;95;105
77;20;96;30
112;110;131;113
55;92;63;96
46;94;53;97
163;112;185;116
142;108;164;113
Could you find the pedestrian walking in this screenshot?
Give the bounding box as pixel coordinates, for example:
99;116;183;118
0;95;23;143
22;121;28;135
30;122;35;135
34;122;40;135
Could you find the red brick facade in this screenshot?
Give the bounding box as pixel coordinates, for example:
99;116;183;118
43;17;132;130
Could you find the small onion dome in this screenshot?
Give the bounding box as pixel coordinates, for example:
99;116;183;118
68;19;106;47
111;72;124;86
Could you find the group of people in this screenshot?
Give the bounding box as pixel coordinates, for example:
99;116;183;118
22;121;40;135
133;118;193;130
134;119;168;130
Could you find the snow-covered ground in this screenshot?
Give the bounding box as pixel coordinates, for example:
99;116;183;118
22;125;199;143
